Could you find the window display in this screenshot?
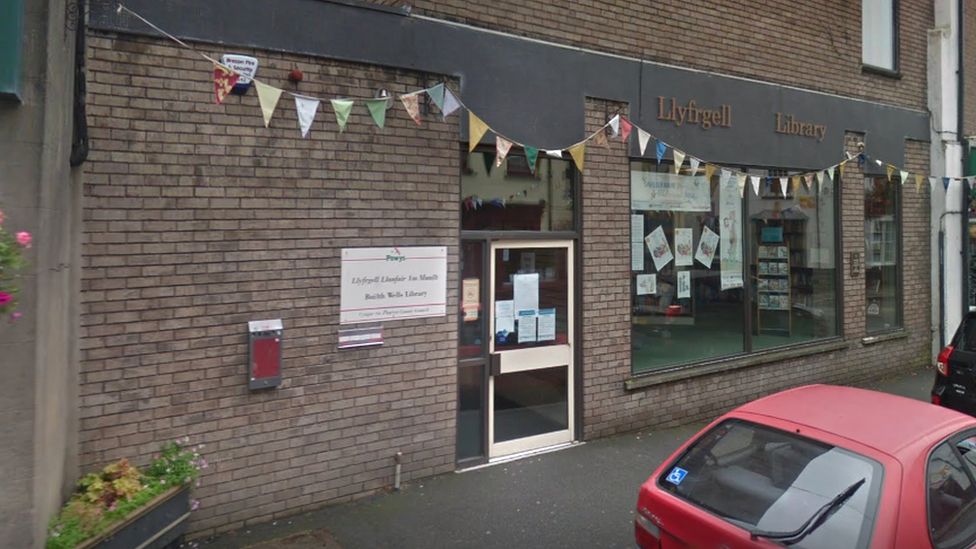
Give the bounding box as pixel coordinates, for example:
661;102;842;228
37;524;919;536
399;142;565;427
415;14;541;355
864;176;902;332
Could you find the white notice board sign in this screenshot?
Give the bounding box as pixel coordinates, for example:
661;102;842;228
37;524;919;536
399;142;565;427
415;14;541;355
340;247;447;324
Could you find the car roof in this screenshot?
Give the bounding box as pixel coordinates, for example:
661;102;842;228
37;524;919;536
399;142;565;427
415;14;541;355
734;384;976;459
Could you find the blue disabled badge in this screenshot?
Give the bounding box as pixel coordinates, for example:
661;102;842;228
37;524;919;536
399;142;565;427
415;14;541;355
666;467;688;486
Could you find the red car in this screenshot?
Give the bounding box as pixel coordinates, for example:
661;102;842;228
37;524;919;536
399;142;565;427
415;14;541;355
635;385;976;548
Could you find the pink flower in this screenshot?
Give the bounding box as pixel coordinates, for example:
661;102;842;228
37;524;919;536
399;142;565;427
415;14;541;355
15;231;31;248
0;292;11;306
10;311;21;321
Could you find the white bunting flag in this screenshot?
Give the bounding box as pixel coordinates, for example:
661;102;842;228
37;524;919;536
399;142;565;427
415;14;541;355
778;176;788;197
673;150;686;174
930;177;938;192
545;149;563;159
736;173;747;198
816;170;825;190
441;88;461;118
750;175;761;196
495;136;513;167
900;170;910;185
608;114;620;137
689;157;701;175
638;128;651;155
254;80;282;128
294;95;320;138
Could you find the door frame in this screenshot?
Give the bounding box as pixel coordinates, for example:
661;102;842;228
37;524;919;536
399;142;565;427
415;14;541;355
488;239;575;459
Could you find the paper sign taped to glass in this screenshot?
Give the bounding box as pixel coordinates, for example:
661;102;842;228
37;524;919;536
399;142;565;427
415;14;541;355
695;226;719;267
645;226;673;271
631;172;711;212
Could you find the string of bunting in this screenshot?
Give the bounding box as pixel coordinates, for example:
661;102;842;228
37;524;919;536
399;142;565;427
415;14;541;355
118;3;972;202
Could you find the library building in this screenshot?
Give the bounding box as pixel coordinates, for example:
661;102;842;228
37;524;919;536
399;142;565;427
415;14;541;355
72;0;936;538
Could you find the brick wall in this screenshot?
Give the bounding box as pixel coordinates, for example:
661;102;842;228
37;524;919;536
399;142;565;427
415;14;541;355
81;34;459;537
411;0;931;111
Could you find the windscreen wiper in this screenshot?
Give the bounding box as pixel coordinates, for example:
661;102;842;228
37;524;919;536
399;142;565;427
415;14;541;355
748;478;866;546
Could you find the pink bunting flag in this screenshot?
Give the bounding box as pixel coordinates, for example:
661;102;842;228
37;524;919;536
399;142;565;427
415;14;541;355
619;117;633;142
400;93;422;125
213;64;240;105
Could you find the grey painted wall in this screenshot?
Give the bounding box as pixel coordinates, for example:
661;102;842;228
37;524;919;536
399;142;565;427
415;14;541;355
0;0;80;547
89;0;929;168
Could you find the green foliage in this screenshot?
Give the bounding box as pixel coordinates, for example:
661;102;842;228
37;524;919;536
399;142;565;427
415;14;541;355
0;208;30;315
46;439;205;549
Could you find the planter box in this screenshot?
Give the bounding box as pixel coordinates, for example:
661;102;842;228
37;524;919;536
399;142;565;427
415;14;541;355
77;485;190;549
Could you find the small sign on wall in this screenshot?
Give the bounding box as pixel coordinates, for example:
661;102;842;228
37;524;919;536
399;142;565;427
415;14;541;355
340;247;448;324
220;54;258;94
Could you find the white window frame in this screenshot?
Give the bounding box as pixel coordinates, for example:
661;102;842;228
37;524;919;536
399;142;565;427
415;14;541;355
862;0;897;72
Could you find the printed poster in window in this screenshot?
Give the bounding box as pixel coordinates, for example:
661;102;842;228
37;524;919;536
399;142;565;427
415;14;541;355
695;226;719;268
677;270;691;299
462;277;480;322
719;175;743;290
636;274;657;295
674;228;693;266
644;226;673;271
631;214;645;271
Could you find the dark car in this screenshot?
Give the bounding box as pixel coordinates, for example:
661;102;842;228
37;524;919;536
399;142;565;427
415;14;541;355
933;312;976;415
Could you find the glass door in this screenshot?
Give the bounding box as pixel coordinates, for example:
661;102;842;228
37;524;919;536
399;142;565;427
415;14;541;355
489;240;574;458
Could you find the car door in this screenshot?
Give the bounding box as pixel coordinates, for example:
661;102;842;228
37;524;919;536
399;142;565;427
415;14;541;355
944;315;976;413
926;431;976;549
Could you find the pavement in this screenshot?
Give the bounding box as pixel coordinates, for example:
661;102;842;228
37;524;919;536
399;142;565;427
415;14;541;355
201;365;935;549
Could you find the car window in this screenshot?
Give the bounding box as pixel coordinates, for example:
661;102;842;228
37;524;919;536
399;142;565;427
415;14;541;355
928;437;976;548
658;419;882;549
955;316;976;352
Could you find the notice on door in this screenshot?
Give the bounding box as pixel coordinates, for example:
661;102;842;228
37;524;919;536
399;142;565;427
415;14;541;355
340;247;447;324
537;308;556;341
518;310;538;343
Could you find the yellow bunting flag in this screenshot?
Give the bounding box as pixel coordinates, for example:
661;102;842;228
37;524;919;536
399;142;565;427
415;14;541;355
468;112;489;152
915;174;924;193
838;161;846;180
213;63;239;105
791;176;801;194
704;164;716;182
673;150;686;174
569;143;586;173
254;80;282;128
886;164;895;182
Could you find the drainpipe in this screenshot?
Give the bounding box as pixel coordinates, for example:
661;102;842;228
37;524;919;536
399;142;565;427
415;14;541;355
958;0;968;321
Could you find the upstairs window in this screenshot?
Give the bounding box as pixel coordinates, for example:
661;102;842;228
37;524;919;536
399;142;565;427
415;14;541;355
862;0;897;72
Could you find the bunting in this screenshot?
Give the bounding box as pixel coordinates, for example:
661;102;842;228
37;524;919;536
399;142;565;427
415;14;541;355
545;149;563;159
673;150;686;174
469;112;489;152
569;143;586;173
916;174;925;193
426;83;445;111
331;99;354;132
900;170;910;185
886;164;895;182
213;64;239;105
750;175;760;196
656;141;667;164
254;80;282;128
365;98;388;128
495;137;513;167
637;129;651;156
400;93;422;125
608;114;620;137
705;164;716;182
593;130;609;150
294;95;320;138
803;174;813;191
619;118;633;143
688;157;700;176
778;177;788;197
736;173;747;198
525;147;539;174
441;88;461;118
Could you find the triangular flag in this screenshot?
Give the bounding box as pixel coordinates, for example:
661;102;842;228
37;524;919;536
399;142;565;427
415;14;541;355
915;174;924;193
468;112;489;152
330;99;354;132
638;129;651;155
672;150;686;174
213;64;239;105
900;170;909;185
525;147;539;174
779;177;788;197
545;149;563;159
930;177;938;192
608;114;620;137
944;177;951;191
620;118;633;142
441;88;461;118
838;161;846;179
426;83;445;111
719;169;731;187
790;176;800;194
569;143;586;173
689;157;701;175
820;170;832;193
736;174;747;198
482;152;493;175
294;95;320;138
495;136;513;167
254;80;282;128
705;164;716;182
593;129;609;149
656;141;667;164
750;175;761;196
886;164;895;182
365;99;387;128
816;170;825;189
400;93;422;125
803;174;813;191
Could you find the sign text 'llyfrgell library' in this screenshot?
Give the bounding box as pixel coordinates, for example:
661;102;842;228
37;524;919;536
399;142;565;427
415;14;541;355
657;97;732;130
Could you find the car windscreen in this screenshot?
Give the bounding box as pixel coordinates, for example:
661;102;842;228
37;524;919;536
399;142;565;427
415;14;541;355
953;314;976;351
657;419;883;549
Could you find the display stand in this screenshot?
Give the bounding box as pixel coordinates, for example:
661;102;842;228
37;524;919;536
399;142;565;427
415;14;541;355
756;245;791;335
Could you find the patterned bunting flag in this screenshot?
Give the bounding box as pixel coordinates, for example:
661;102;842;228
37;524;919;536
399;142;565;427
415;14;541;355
816;170;825;189
608;114;620;137
803;174;813;191
469;112;489;152
213;64;240;105
750;175;761;196
705;164;716;182
637;129;651;155
426;83;445;111
736;173;747;198
790;176;800;195
672;150;685;174
441;88;461;118
254;80;282;128
525;147;539;174
400;93;422;125
915;174;924;193
620;118;633;142
330;99;354;132
294;95;320;138
569;143;586;173
900;170;910;185
779;176;788;197
656;141;667;164
365;98;388;128
495;137;513;167
545;149;563;158
593;129;609;149
886;164;895;182
689;157;700;175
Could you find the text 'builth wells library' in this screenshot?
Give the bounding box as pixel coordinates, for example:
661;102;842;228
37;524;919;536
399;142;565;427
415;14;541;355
68;0;935;537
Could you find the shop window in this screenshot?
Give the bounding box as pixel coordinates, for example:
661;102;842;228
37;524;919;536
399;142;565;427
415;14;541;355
862;0;897;72
461;151;576;231
864;176;902;332
631;162;839;374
